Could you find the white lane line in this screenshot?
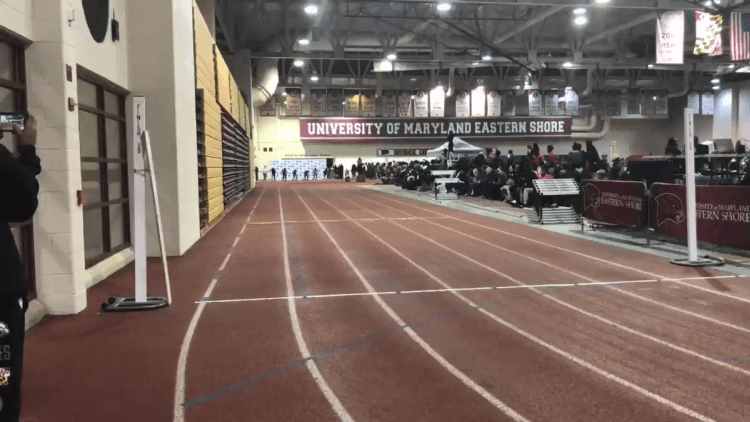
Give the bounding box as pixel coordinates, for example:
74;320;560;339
297;189;530;422
246;216;450;225
354;196;750;378
330;195;715;422
194;276;750;305
369;193;750;305
407;217;750;335
279;188;353;422
173;186;266;422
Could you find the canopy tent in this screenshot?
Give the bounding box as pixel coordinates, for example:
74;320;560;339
426;137;483;158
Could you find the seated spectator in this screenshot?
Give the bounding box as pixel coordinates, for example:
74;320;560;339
585;140;601;172
665;137;681;156
546;145;558;167
530;143;545;169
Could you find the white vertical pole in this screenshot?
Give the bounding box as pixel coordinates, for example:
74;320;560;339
684;107;698;261
132;97;147;303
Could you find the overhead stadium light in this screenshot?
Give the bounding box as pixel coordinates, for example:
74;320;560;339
595;0;610;3
711;78;720;84
573;7;586;14
713;85;721;90
304;4;318;14
386;53;397;61
574;16;588;25
562;62;573;68
437;2;452;11
299;38;310;46
482;54;492;61
310;75;319;82
293;59;304;67
648;64;654;68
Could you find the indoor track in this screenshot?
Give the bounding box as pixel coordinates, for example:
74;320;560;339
23;182;750;422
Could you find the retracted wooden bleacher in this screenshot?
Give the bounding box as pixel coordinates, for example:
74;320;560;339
525;179;580;224
432;170;459;200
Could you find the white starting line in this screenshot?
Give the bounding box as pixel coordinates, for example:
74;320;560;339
197;274;749;304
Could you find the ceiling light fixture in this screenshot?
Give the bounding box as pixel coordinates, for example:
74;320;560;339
304;4;318;14
562;62;573;68
410;77;417;82
386;53;397;61
574;16;588;25
648;64;654;69
573;7;586;14
437;2;451;11
595;0;610;3
476;85;485;90
310;75;319;82
713;85;721;90
482;54;492;61
565;86;573;90
282;91;287;96
711;78;720;84
293;59;304;67
299;38;310;46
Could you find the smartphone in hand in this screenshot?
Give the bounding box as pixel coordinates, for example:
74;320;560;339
0;112;27;132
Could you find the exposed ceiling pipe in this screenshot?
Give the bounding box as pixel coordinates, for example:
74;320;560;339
493;6;567;44
515;70;528;95
571;119;611;140
667;71;690;98
571;115;598;132
251;58;280;108
581;69;594;97
446;67;455;97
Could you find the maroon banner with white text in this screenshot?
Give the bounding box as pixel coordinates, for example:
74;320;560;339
581;180;648;228
299;117;572;141
649;183;750;249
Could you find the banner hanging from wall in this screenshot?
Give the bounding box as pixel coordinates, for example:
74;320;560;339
286;89;302;116
455;91;471;117
528;90;542;116
327;89;344;116
565;89;579;116
502;92;516;116
310;89;327;116
398;91;413;117
382;91;397;117
650;183;750;250
430;88;445;117
471;89;486;117
656;10;685;64
641;93;655;115
694;11;724;56
487;91;502;116
701;92;715;115
627;93;640;115
655;95;669;115
582;180;649;228
377;148;430;156
260;97;276;116
344;90;361;117
544;92;559;116
607;91;621;116
300;117;573;141
593;91;606;116
360;91;376;117
414;90;429;118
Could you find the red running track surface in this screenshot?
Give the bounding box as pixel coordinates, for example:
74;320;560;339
21;182;750;422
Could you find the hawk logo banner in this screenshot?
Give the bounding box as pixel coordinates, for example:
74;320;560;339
694;11;723;56
649;184;750;249
0;322;8;339
581;181;648;228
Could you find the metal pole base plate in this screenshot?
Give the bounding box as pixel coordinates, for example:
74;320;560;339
101;296;169;312
670;255;725;267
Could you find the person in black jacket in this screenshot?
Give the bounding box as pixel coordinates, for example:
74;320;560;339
0;118;41;422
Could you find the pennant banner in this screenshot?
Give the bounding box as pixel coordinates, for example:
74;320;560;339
455;91;471;117
528;90;542;116
361;91;376;117
430;88;445;117
656;11;685;64
397;91;413;117
607;91;621;116
487;91;502;117
413;90;429;118
382;91;397;117
310;89;327;116
655;95;669;115
701;92;715;115
544;92;559;116
694;11;723;56
344;90;361;117
471;89;486;117
502;92;516;116
627;93;640;115
286;89;301;116
565;89;579;116
327;89;344;116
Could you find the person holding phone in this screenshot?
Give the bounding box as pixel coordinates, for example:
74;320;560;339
0;115;41;422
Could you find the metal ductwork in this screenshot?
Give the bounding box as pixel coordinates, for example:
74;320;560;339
571;115;598;132
667;71;690;98
252;59;280;108
581;69;595;97
571;119;611;140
